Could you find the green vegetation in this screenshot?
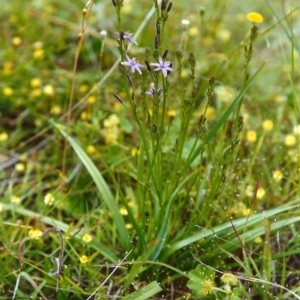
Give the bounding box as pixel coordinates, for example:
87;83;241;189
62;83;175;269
1;0;300;299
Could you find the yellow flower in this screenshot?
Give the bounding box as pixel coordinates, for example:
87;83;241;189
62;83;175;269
3;62;14;75
103;114;120;128
44;193;55;205
82;234;92;243
31;88;42;98
28;228;42;240
86;145;96;155
221;273;239;286
273;94;286;103
12;37;22;47
200;279;214;296
246;130;257;143
167;109;176;117
33;49;44;60
79;84;89;93
30;78;42;88
215;85;236;103
262;120;273;131
50;105;62;115
254;236;263;243
80;111;91;121
256;187;265;199
43;84;55;97
188;26;199;37
80;255;89;264
11;195;21;204
15;163;25;172
245;185;254;198
122;2;132;14
293;125;300;136
284;134;296;147
0;132;9;142
0;203;3;212
131;148;139;156
272;170;283;182
3;87;13;96
120;207;128;216
87;95;96;104
247;12;264;23
216;29;231;43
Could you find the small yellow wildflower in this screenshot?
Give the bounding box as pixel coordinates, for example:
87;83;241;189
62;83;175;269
215;85;236;103
205;106;216;121
30;78;42;88
273;94;286;103
79;84;89;93
0;203;3;212
3;62;14;75
44;193;55;206
87;95;96;104
131;148;139;156
245;185;254;198
200;279;214;296
11;195;21;204
246;130;257;143
82;234;92;243
15;163;25;172
12;37;22;47
126;223;133;229
86;145;96;155
80;255;89;264
221;273;239;286
28;228;42;240
120;207;128;216
167;109;176;117
80;111;91;121
254;236;263;243
3;87;13;96
247;12;264;23
262;120;273;131
285;134;296;147
103;114;120;128
43;84;55;97
256;187;265;200
19;154;27;162
188;26;199;37
216;29;231;43
122;2;132;14
272;170;283;182
293;125;300;136
0;132;9;142
33;41;44;49
31;88;42;98
50;105;62;115
33;49;44;60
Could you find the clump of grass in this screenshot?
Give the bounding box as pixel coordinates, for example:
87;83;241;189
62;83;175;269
1;0;300;299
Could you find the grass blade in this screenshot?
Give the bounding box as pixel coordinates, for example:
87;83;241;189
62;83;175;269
50;120;131;251
123;281;162;300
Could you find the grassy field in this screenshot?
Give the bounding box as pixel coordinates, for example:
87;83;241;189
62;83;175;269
1;0;300;299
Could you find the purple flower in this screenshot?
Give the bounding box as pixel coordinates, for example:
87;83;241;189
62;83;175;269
115;32;137;45
146;87;162;95
121;53;144;74
150;56;174;77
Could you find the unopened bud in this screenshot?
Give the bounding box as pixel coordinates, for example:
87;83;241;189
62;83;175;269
167;2;173;12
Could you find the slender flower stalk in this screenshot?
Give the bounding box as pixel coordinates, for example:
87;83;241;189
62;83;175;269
150;56;174;77
121;53;144;74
